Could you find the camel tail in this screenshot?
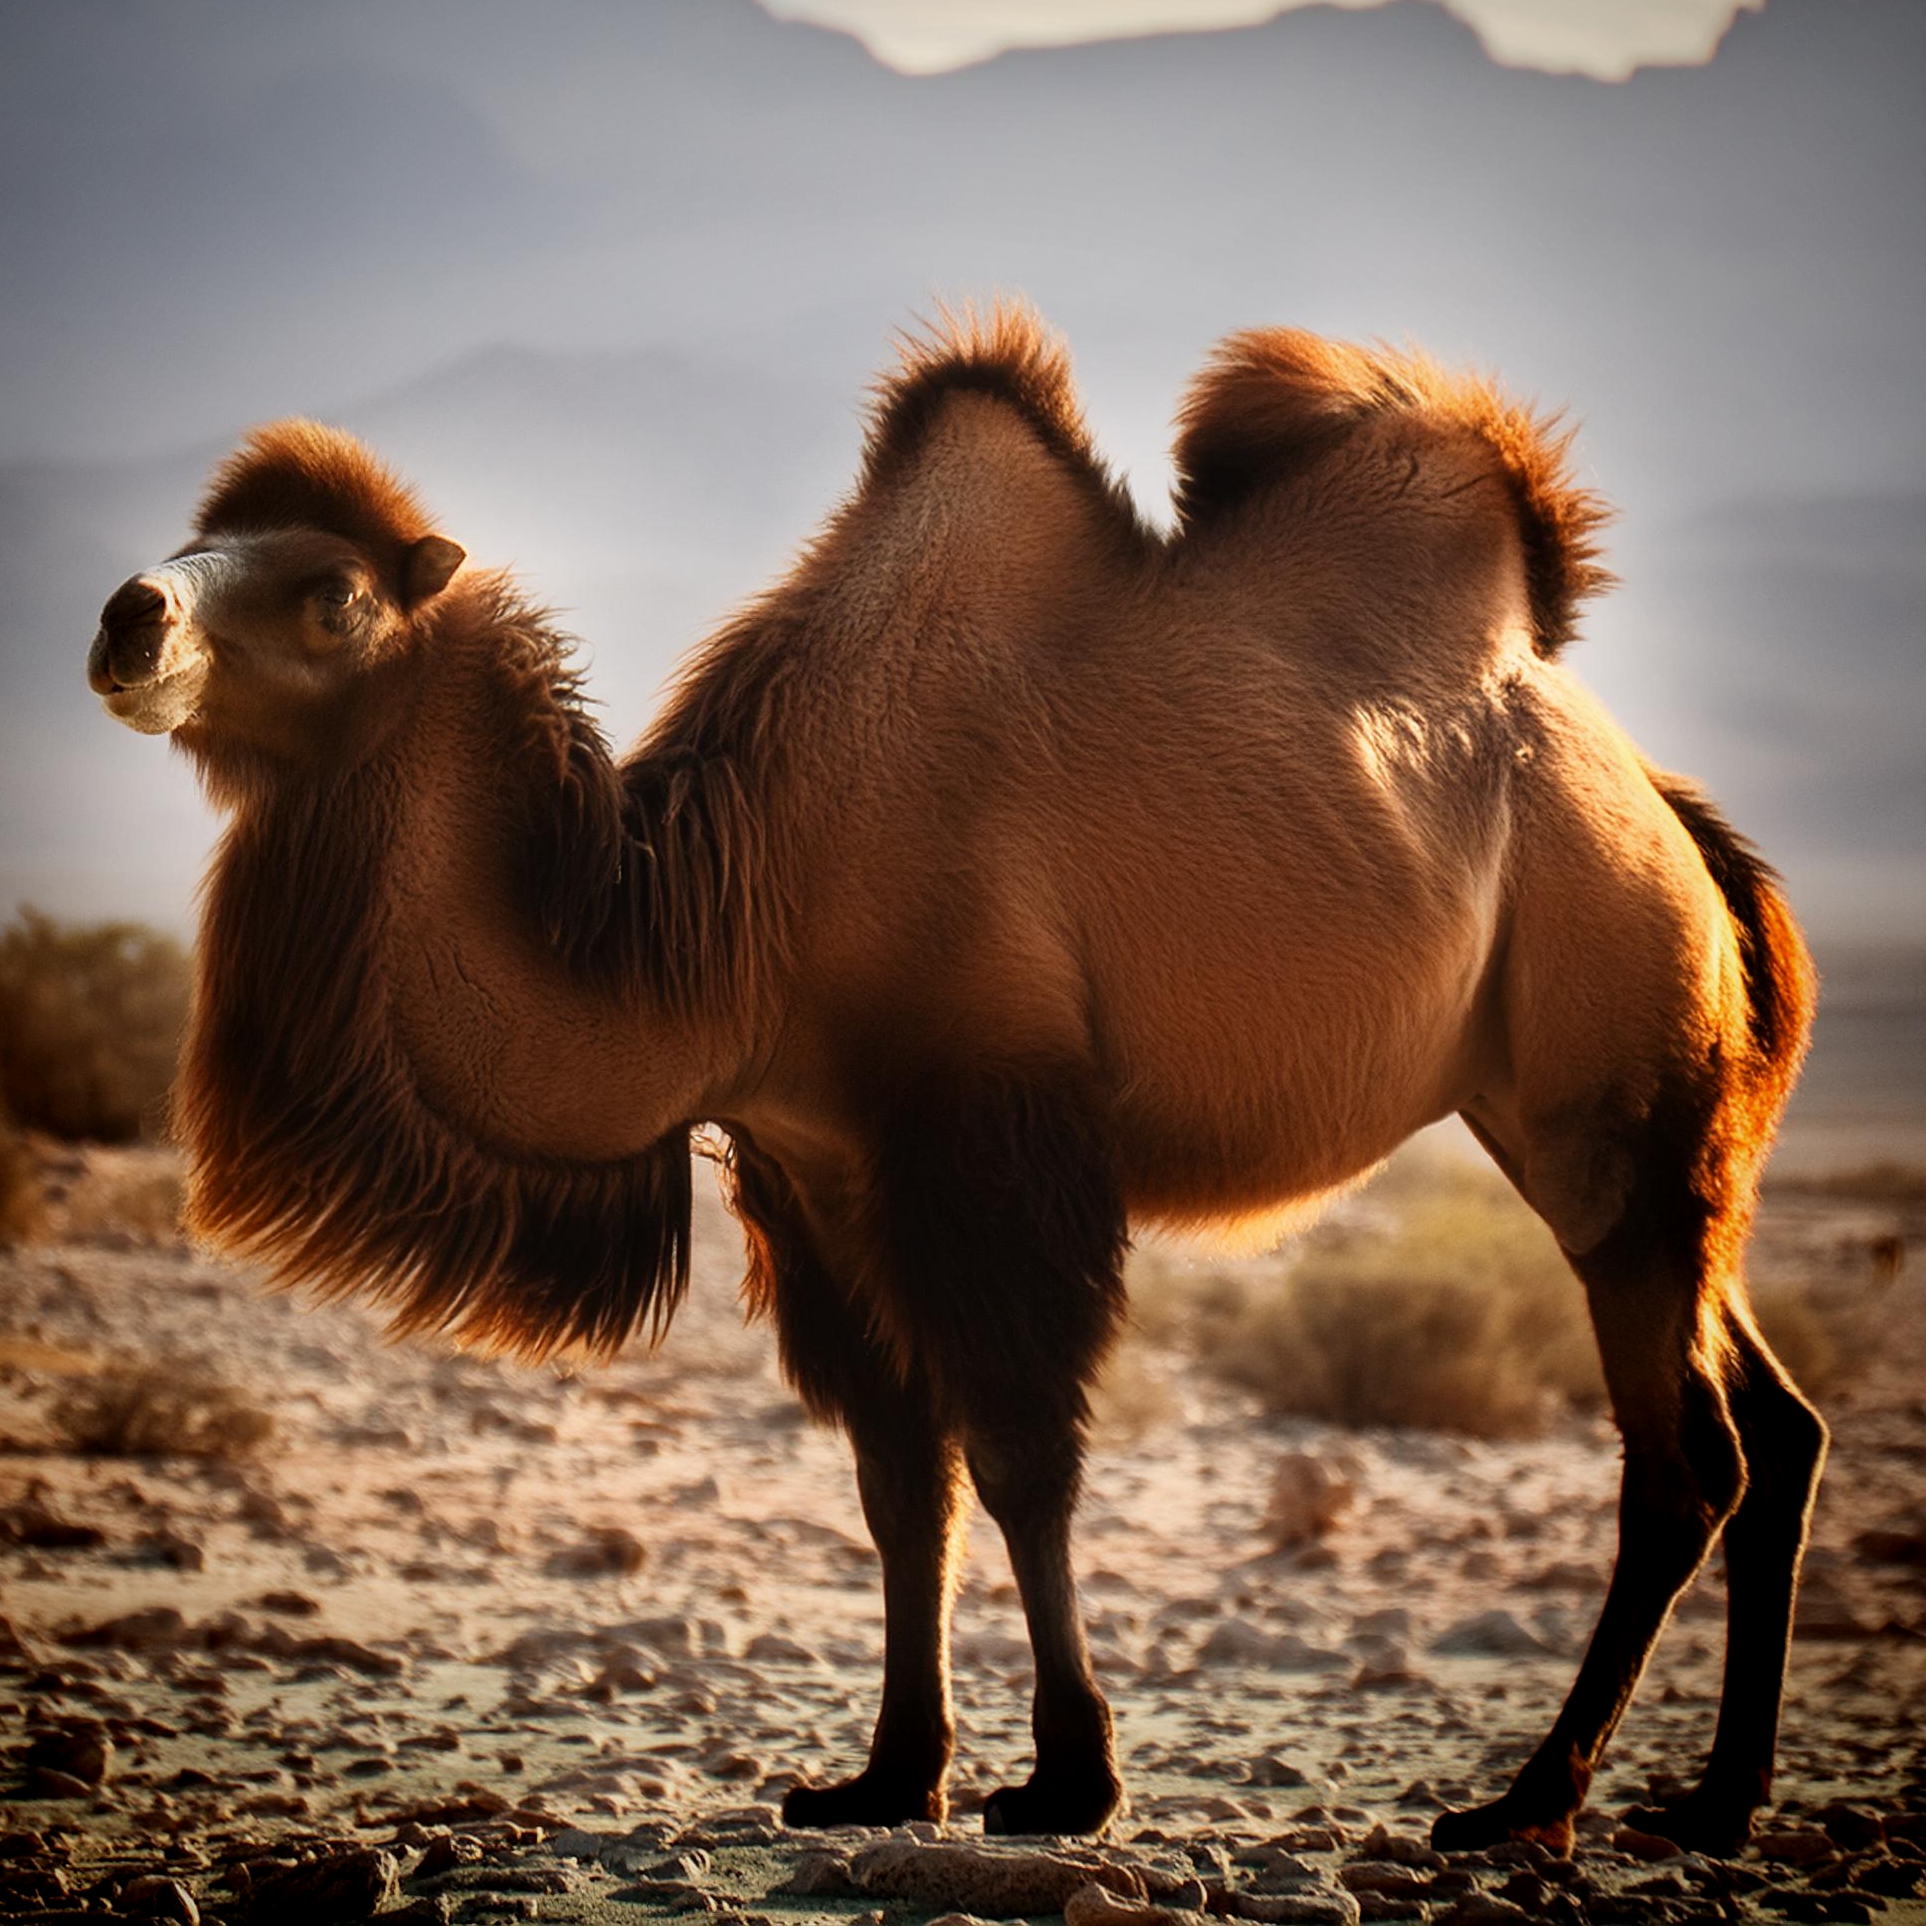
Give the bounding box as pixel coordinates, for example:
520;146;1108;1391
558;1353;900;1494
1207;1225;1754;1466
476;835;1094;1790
1651;770;1817;1107
1173;329;1616;655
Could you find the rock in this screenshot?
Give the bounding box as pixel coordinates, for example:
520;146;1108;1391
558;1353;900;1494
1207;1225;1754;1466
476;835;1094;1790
257;1590;320;1616
1434;1899;1534;1925
1431;1611;1548;1658
1354;1828;1444;1870
62;1606;194;1653
852;1839;1144;1917
1609;1827;1682;1862
1066;1879;1210;1926
1219;1895;1362;1924
21;1767;94;1799
1337;1864;1431;1902
1197;1621;1346;1670
0;1613;42;1669
1753;1828;1838;1867
1814;1804;1885;1851
122;1874;200;1922
544;1527;647;1579
138;1530;206;1572
240;1847;398;1921
742;1632;823;1665
415;1835;483;1878
282;1635;404;1677
0;1502;105;1550
26;1726;112;1788
770;1852;858;1898
1264;1454;1354;1550
0;1865;71;1907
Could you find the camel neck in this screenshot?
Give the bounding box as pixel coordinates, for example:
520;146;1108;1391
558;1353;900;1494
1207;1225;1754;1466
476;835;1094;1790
371;623;732;1163
173;606;729;1355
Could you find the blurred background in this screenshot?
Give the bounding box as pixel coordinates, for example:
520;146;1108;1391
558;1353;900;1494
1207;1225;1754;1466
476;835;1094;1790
1;0;1920;1171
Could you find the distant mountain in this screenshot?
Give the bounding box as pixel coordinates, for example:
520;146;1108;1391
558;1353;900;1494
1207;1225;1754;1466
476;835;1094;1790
1;0;1919;935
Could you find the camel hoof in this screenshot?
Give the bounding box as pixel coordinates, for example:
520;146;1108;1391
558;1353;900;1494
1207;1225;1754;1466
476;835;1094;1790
1624;1799;1754;1860
982;1770;1122;1838
1432;1800;1575;1856
783;1771;945;1829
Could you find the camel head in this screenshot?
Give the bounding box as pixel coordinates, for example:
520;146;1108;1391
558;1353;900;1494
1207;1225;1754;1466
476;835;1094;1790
89;421;465;771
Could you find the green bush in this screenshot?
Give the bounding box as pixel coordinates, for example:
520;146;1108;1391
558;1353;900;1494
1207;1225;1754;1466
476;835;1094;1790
0;910;190;1142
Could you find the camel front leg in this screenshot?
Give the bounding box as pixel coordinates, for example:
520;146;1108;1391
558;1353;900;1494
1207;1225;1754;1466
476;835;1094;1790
727;1135;966;1827
785;1399;966;1826
967;1423;1121;1836
867;1064;1131;1837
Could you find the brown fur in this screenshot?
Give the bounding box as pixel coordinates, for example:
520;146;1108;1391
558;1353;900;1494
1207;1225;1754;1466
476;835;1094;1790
1174;330;1615;653
93;303;1821;1849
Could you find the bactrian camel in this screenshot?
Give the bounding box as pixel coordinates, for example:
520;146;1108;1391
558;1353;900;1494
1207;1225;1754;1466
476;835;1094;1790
89;308;1825;1854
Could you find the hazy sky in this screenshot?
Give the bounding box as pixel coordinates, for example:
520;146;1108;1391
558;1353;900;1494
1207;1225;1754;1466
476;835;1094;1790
0;0;1919;945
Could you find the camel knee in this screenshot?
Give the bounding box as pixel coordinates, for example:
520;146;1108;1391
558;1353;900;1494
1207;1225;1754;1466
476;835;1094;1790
1727;1357;1827;1538
1619;1373;1745;1579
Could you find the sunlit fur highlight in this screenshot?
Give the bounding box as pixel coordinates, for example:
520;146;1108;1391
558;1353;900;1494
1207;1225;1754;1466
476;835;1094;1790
1174;329;1615;654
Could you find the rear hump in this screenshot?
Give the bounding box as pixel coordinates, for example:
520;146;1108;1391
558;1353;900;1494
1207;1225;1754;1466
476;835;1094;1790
1173;330;1614;655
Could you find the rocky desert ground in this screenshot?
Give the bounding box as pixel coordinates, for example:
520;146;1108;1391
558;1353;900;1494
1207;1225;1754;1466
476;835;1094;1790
1;1140;1921;1926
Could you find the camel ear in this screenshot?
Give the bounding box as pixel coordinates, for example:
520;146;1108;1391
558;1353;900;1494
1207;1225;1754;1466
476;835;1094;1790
401;535;465;606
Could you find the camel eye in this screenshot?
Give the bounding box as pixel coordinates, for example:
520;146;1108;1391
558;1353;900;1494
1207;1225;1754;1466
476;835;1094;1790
316;576;358;611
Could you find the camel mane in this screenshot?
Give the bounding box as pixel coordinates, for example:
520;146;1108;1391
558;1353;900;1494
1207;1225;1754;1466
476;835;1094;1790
176;743;696;1361
510;584;797;1029
1172;330;1615;655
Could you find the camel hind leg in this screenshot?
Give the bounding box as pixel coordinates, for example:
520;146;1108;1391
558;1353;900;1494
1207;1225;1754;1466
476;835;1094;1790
1434;1094;1751;1855
1625;1309;1827;1853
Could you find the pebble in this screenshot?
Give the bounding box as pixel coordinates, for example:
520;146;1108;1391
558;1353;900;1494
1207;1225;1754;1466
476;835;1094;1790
542;1526;648;1579
121;1873;200;1922
1430;1612;1548;1658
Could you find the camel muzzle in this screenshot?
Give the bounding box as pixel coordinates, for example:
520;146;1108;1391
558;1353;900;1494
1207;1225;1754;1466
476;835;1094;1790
90;573;209;734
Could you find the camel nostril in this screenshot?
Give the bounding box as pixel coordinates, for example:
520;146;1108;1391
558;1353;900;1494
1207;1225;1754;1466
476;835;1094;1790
100;576;168;632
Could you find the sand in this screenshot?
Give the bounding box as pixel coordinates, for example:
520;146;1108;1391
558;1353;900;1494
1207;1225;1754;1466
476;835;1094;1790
1;1152;1921;1924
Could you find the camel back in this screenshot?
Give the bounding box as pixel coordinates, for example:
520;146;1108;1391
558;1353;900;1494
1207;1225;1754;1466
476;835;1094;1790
1171;331;1614;656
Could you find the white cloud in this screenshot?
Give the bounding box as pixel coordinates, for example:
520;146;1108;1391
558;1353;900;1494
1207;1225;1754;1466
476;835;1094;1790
758;0;1765;81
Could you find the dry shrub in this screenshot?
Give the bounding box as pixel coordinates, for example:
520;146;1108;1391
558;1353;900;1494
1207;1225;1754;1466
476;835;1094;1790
1175;1162;1596;1438
52;1359;274;1459
0;910;190;1143
57;1152;187;1245
0;1108;43;1247
1089;1339;1184;1442
1132;1149;1872;1437
1771;1163;1926;1206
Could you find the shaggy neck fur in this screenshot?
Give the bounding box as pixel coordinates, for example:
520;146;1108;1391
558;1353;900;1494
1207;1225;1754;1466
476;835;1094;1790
175;578;790;1358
